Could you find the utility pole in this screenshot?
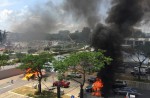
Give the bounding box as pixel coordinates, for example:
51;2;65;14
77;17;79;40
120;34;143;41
57;83;61;98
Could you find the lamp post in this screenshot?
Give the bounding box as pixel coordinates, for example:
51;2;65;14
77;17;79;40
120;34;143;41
57;55;61;98
57;82;61;98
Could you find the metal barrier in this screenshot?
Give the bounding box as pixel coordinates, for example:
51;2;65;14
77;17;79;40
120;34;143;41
125;80;150;90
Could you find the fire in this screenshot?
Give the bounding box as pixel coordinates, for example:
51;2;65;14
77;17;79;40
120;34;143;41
22;68;46;80
22;68;39;80
92;78;103;97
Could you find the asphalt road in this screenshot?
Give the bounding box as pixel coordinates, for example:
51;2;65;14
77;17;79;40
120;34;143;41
0;71;150;98
0;75;31;94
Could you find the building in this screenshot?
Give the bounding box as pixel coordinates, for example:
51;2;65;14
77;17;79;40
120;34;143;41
123;38;150;47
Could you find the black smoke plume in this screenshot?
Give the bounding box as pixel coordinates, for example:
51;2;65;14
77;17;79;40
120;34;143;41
63;0;102;28
92;0;144;97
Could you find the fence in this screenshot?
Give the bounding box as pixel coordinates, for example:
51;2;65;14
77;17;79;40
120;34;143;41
126;80;150;90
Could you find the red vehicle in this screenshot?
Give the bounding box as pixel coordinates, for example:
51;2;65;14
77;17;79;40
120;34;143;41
53;80;70;88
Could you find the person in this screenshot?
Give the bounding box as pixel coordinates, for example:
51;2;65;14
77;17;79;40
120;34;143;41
11;80;13;84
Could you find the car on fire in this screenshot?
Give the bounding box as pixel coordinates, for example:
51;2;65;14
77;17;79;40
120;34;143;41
53;80;70;88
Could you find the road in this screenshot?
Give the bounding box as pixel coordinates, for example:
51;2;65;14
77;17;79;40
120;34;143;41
0;74;31;94
0;72;150;98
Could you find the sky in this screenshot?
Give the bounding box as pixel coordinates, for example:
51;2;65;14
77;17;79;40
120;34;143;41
0;0;110;33
0;0;149;33
0;0;48;31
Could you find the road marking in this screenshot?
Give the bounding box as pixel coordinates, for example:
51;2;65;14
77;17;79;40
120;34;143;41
0;84;13;90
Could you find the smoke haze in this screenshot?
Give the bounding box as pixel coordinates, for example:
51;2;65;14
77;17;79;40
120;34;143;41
11;1;60;40
63;0;102;28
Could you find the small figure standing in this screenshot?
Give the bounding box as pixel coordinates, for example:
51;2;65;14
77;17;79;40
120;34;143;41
11;80;13;84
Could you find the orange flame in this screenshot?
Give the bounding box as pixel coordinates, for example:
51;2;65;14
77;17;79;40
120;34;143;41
92;78;103;97
22;68;39;80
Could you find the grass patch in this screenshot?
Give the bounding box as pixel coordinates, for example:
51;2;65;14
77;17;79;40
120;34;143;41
28;90;70;98
12;86;36;95
12;86;71;98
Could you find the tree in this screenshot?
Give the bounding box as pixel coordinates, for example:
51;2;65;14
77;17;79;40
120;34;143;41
53;50;112;98
16;53;26;62
28;49;37;54
0;54;9;69
128;43;150;80
18;52;54;94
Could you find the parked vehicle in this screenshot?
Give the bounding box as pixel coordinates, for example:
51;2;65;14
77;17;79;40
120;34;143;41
53;80;70;88
131;66;149;76
112;80;127;89
126;92;136;98
85;84;93;92
113;87;141;96
85;84;104;96
67;72;82;78
87;77;96;83
44;62;56;72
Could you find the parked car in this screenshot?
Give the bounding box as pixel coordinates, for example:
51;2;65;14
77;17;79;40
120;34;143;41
131;66;149;76
44;62;56;72
112;80;127;89
67;72;82;78
85;84;104;96
85;84;93;92
131;70;147;76
53;80;70;88
113;87;141;96
87;77;96;83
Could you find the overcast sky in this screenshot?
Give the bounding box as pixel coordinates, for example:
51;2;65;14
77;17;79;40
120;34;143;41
0;0;111;33
0;0;149;33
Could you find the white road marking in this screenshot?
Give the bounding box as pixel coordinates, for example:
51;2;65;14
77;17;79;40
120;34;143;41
0;84;15;90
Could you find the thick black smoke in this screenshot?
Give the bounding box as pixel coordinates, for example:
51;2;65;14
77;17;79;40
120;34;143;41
63;0;102;28
92;0;144;97
107;0;143;37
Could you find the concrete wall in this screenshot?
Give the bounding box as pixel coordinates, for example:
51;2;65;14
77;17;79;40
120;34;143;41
0;68;24;80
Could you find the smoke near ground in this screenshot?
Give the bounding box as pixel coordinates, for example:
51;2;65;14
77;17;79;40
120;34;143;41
63;0;102;28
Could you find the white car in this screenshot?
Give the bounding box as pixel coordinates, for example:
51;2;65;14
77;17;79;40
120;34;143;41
67;72;82;78
44;62;55;72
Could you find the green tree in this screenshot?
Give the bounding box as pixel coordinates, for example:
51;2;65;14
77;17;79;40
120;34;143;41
53;50;112;98
18;52;54;94
16;52;26;62
0;54;9;69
